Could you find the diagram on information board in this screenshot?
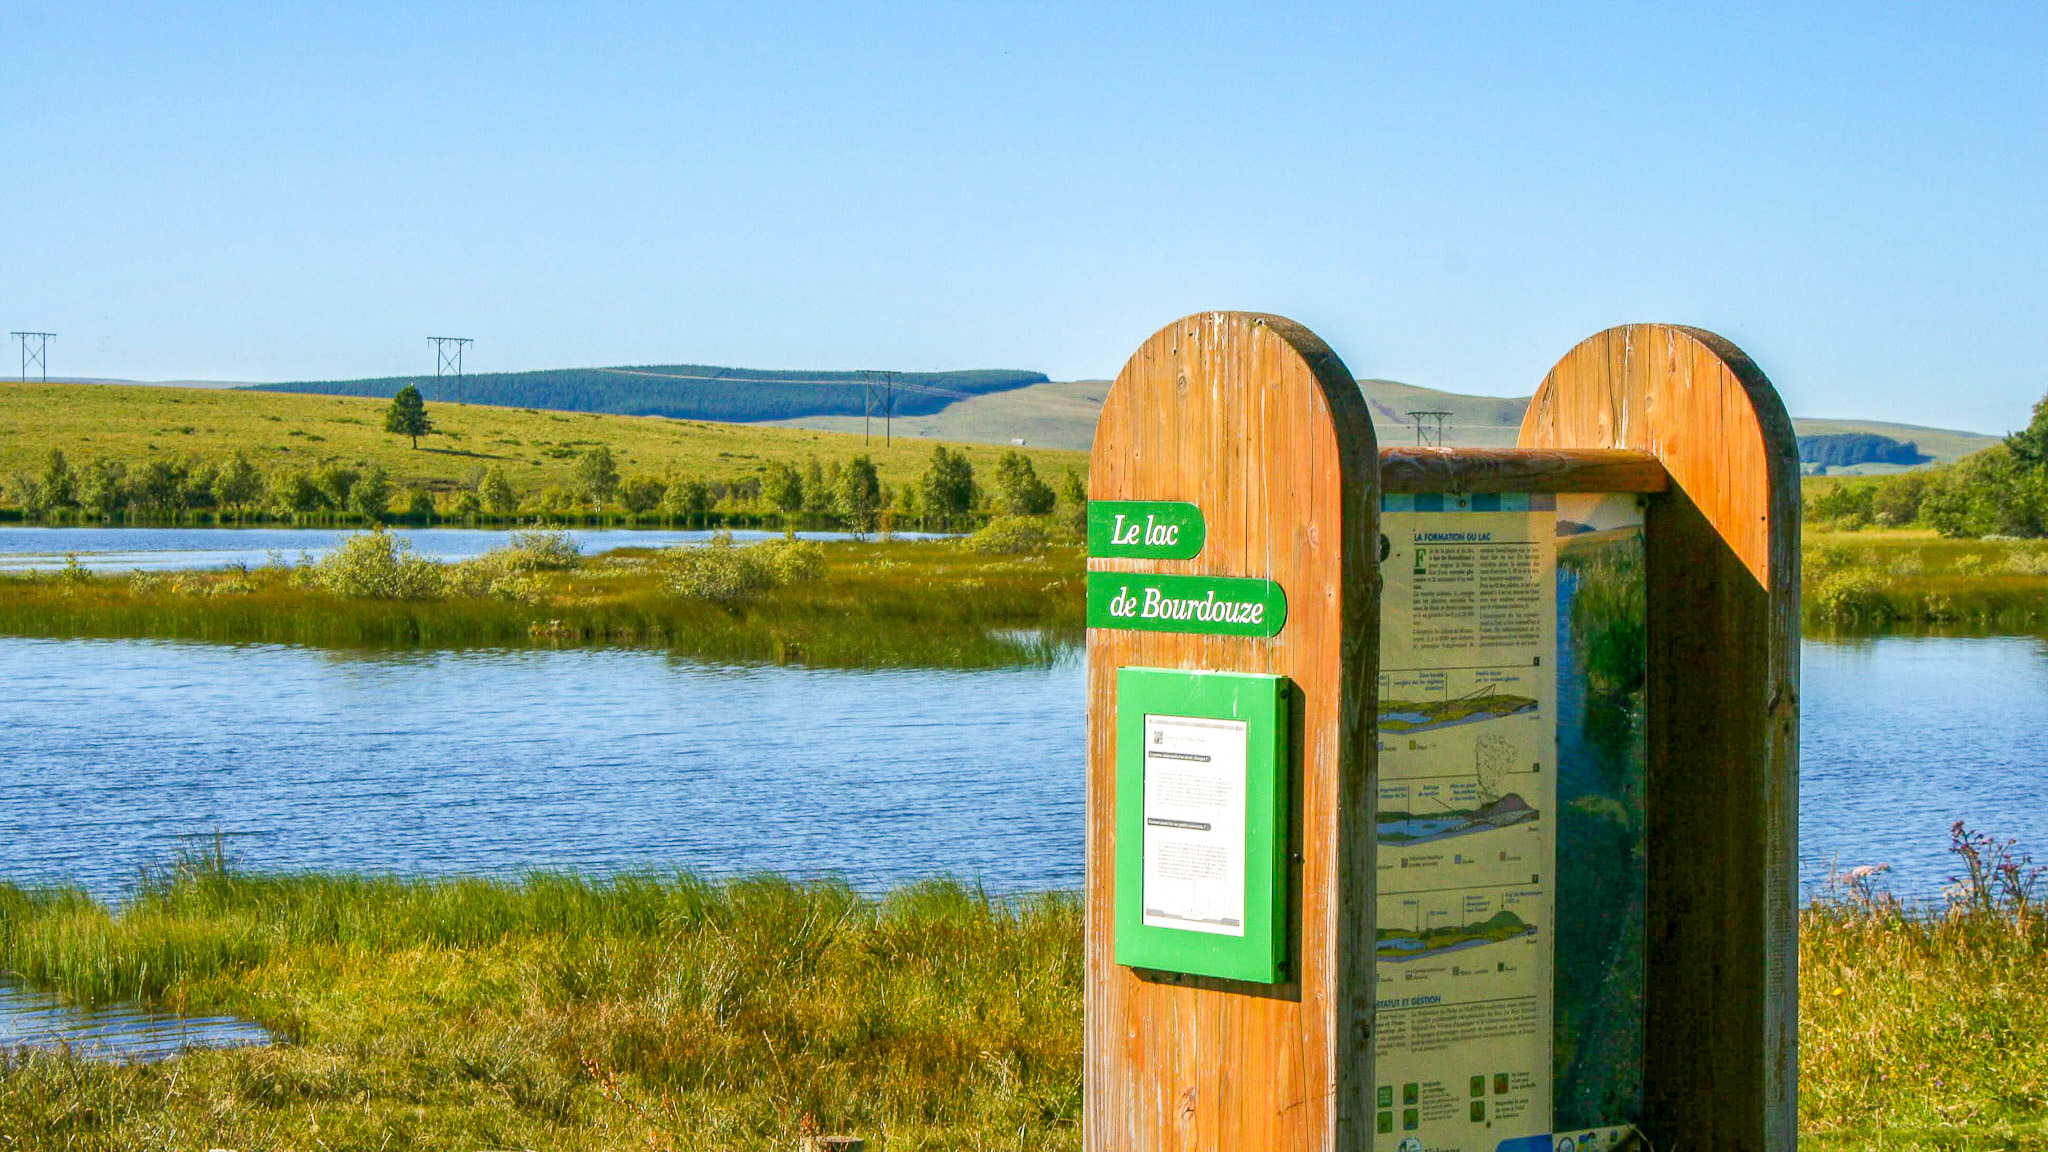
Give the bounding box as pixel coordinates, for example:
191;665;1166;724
1377;909;1537;962
1375;493;1558;1152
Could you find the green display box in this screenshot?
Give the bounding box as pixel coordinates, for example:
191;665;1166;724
1113;667;1290;983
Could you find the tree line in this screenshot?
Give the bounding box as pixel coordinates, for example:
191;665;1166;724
1808;393;2048;537
4;442;1084;532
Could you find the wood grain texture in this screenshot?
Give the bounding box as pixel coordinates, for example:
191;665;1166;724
1379;447;1668;493
1520;324;1800;1152
1086;313;1380;1152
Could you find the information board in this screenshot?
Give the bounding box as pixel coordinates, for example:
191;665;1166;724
1374;492;1648;1152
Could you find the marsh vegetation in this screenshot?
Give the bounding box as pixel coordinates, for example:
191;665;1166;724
0;530;1084;669
1;827;2040;1149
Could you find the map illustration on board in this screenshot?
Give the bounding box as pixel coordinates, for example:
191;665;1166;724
1377;792;1541;846
1375;910;1537;962
1378;692;1538;734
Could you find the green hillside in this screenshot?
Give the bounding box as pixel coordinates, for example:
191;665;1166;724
248;364;1049;423
0;382;1086;507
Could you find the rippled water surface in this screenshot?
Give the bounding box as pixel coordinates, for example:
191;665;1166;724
1800;634;2048;899
0;525;944;572
2;634;2043;904
0;637;1085;898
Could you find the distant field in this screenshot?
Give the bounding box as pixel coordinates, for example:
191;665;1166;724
0;382;1088;497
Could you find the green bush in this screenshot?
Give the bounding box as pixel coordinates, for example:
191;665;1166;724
1809;568;1895;623
662;533;826;601
503;529;581;571
965;515;1053;555
312;530;445;599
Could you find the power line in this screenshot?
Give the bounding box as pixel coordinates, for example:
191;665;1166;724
860;369;898;445
1406;410;1452;448
428;337;473;405
11;332;54;382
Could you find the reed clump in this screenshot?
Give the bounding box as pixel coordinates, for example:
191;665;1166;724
1801;825;2048;1149
0;536;1084;669
0;858;1083;1150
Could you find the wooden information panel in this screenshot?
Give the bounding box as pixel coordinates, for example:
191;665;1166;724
1087;318;1797;1152
1520;326;1801;1152
1086;312;1380;1151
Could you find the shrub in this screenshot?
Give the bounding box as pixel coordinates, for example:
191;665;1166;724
504;529;581;572
2004;547;2048;576
664;532;774;601
993;450;1055;516
446;557;550;602
966;515;1052;555
1809;568;1895;623
313;530;445;599
755;537;825;584
661;534;825;601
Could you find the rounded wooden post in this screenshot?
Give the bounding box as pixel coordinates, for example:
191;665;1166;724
1520;324;1800;1152
1086;312;1380;1151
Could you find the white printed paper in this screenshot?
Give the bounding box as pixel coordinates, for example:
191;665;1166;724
1141;713;1249;936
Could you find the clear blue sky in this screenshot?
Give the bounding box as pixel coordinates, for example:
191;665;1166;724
5;2;2043;432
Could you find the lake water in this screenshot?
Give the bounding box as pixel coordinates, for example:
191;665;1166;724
0;525;947;572
1;634;2043;906
0;979;271;1062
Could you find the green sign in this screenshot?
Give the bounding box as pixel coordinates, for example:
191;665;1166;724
1114;667;1290;984
1088;500;1205;559
1087;572;1287;636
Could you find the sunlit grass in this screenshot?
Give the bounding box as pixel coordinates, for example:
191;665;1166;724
0;852;1083;1150
7;828;2048;1148
1804;530;2048;632
0;380;1084;512
1800;826;2048;1150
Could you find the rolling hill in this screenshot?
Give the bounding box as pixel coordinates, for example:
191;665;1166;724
770;378;2000;464
49;361;2006;470
246;365;1048;424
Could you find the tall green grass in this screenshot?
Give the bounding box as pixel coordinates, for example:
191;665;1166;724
0;856;1083;1150
0;539;1084;669
4;829;2047;1149
1804;532;2048;633
1800;826;2048;1150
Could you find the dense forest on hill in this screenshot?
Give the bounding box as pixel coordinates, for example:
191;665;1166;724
247;365;1049;423
1797;432;1928;468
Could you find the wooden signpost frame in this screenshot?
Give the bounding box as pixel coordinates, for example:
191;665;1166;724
1087;317;1798;1152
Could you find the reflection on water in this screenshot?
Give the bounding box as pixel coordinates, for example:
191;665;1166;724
0;980;271;1062
0;525;949;572
0;634;2042;905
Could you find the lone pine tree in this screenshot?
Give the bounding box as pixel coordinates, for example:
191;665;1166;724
384;385;434;449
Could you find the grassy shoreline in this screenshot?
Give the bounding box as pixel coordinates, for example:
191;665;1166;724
3;530;2042;665
2;848;2042;1150
0;862;1082;1151
1805;530;2048;632
0;537;1085;669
